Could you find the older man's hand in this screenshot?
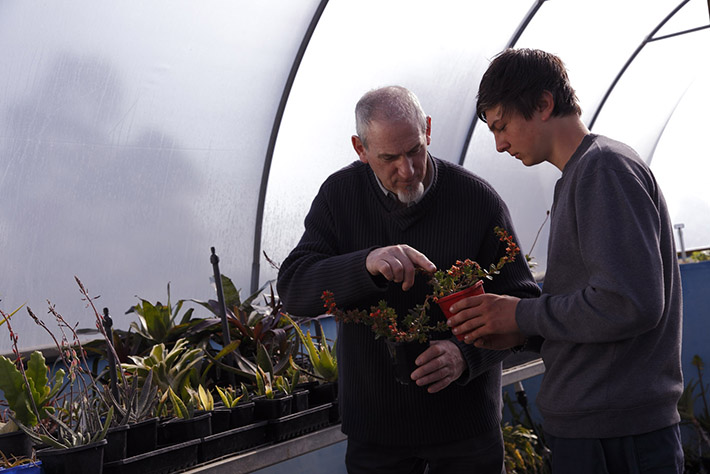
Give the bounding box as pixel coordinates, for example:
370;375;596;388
366;245;436;291
410;340;465;393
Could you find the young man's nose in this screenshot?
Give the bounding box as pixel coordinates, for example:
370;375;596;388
495;137;509;154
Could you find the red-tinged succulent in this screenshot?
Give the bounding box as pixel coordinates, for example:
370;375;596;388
428;227;520;300
321;291;447;344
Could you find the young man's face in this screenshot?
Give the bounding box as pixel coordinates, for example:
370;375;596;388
484;105;547;167
352;117;431;204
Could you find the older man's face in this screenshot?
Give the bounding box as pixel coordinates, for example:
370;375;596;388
352;117;431;204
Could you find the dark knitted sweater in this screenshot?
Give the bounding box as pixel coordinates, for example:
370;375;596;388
277;156;540;445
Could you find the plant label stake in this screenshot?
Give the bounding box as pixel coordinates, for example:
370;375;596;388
102;307;119;400
211;246;236;387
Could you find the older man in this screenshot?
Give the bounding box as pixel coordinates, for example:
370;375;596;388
277;85;539;473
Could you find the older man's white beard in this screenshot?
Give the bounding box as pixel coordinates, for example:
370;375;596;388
396;182;424;205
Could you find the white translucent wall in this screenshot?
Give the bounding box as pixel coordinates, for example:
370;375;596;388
466;0;710;276
592;0;710;252
261;0;535;282
0;0;322;351
1;0;708;352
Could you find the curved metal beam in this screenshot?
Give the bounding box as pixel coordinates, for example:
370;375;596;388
588;0;691;130
458;0;548;165
646;89;687;167
250;0;330;293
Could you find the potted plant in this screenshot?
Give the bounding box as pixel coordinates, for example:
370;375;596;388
0;306;59;462
188;276;299;392
274;359;308;413
0;350;64;460
321;293;447;385
281;313;339;404
124;282;199;352
9;305;113;474
429;226;521;340
189;384;233;434
502;423;546;473
121;338;210;445
214;384;254;428
196;383;269;465
75;278;161;461
153;385;212;445
250;344;293;421
677;354;710;471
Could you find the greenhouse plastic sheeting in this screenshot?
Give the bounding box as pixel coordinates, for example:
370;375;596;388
1;0;708;352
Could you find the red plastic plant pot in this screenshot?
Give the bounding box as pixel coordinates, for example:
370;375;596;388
436;280;485;341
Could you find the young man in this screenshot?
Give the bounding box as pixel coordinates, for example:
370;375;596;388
277;85;540;473
447;48;684;472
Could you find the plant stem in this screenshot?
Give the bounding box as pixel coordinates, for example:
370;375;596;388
697;360;709;421
528;210;550;257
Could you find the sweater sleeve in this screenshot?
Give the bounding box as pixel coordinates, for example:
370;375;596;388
517;164;667;343
277;185;386;317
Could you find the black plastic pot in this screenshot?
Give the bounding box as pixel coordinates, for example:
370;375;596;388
328;399;341;424
308;381;338;406
267;404;332;442
229;400;255;428
0;429;33;460
253;394;293;421
197;421;269;464
385;340;429;385
208;407;232;434
103;438;201;474
104;424;129;463
36;439;107;474
291;389;310;413
157;412;212;446
125;417;158;457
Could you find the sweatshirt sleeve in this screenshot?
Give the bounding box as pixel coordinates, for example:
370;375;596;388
457;195;541;382
517;163;667;343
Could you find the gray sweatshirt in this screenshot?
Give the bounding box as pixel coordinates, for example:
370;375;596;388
516;134;683;438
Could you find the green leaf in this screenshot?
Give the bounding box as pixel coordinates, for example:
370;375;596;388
26;351;50;400
256;343;274;378
47;368;66;400
168;387;190;419
0;355;37;426
281;314;337;382
215;386;232;407
196;385;213;411
178;307;194;326
213;340;241;361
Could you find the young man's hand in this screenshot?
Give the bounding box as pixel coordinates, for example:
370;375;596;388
446;293;525;349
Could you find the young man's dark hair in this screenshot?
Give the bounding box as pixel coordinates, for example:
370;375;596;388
476;48;581;123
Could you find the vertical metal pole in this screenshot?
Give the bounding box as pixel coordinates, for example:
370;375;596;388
674;223;687;262
211;247;236;387
102;307;119;400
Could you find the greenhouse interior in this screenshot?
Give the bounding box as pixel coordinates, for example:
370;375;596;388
1;0;709;473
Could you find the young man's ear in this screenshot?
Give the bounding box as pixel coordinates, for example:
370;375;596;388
352;135;368;163
538;91;555;121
